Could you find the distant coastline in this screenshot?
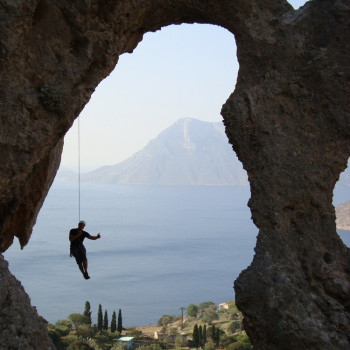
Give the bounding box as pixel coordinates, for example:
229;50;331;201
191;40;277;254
336;200;350;231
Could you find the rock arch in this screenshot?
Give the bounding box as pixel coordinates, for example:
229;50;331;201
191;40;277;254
0;0;349;348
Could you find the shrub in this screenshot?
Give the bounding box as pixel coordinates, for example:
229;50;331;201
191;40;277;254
110;342;127;350
175;335;187;347
76;324;95;339
87;339;104;350
136;345;163;350
54;319;72;336
157;315;175;326
125;327;142;336
67;340;94;350
94;331;114;345
204;342;216;350
227;320;241;334
62;334;79;348
202;310;219;324
48;328;64;348
233;333;250;344
219;334;237;348
199;302;217;313
170;327;179;335
227;342;251;350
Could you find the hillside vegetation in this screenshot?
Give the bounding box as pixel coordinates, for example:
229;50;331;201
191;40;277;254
47;301;251;350
139;301;251;350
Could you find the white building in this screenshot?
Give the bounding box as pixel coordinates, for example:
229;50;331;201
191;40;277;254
218;302;229;311
118;336;134;349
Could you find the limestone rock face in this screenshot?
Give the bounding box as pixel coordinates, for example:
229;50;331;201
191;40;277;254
0;255;54;349
0;0;350;349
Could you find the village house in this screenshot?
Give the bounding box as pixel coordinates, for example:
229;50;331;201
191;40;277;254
218;302;230;311
118;336;134;349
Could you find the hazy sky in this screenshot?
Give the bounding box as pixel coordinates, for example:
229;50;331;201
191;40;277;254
61;0;308;171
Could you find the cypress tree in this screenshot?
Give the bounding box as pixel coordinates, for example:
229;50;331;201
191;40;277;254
192;324;199;348
103;310;108;330
203;325;207;345
198;325;203;347
211;325;216;341
215;327;220;344
83;301;92;326
117;309;123;333
97;304;103;331
111;311;117;333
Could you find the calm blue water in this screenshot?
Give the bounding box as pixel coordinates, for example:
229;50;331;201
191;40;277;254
3;181;350;326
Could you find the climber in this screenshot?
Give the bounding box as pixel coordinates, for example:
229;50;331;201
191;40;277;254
69;220;101;279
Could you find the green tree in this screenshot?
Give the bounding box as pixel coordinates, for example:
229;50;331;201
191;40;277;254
199;301;217;315
61;335;79;348
233;333;250;344
83;301;92;326
204;342;216;350
111;311;117;333
68;313;89;328
215;328;220;345
76;324;95;340
228;320;241;334
86;339;104;350
67;340;94;350
198;325;203;347
48;327;64;349
187;303;198;318
134;345;162;350
203;325;207;345
208;325;221;344
54;320;71;336
210;325;216;341
117;309;123;333
175;335;187;348
202;310;219;324
97;304;103;331
219;334;237;348
227;342;251;350
170;327;179;335
103;310;109;330
94;331;114;347
157;314;175;326
55;319;72;328
111;343;128;350
192;324;199;348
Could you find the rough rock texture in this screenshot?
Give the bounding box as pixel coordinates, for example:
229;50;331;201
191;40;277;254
0;255;54;350
0;0;350;349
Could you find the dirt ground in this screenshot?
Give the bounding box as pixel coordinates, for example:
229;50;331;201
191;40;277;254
135;324;162;338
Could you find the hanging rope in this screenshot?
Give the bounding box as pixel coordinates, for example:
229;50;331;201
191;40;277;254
78;116;81;222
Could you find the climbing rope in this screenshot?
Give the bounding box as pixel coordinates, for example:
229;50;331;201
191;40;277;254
78;115;81;222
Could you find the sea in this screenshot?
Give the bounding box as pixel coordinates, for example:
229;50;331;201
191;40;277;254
3;180;350;327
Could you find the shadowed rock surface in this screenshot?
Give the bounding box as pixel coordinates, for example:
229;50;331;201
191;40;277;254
0;255;54;349
0;0;350;349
